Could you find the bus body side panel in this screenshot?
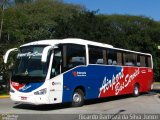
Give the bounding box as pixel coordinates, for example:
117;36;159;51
136;68;153;92
62;65;153;102
48;74;64;104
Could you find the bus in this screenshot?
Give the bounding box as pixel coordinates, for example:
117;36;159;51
4;38;153;107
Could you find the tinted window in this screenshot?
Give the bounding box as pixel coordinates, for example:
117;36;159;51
137;55;141;67
147;56;152;67
124;53;136;66
89;46;105;64
63;44;86;71
140;55;145;67
141;55;152;67
107;49;117;65
117;51;123;65
51;49;62;78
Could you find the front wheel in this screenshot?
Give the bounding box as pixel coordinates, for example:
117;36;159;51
72;89;84;107
133;84;139;97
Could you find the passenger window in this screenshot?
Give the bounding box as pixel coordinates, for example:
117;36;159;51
89;46;105;64
147;56;152;68
137;55;141;67
145;55;151;67
140;56;145;67
124;53;136;66
62;44;86;71
117;51;123;65
107;49;117;65
137;55;151;68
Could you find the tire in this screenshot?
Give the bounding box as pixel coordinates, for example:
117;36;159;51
72;89;84;107
133;84;139;97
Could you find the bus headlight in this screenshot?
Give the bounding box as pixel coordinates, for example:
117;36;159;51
34;88;47;95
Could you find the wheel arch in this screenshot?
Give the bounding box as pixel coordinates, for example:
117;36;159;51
134;82;140;88
74;86;86;98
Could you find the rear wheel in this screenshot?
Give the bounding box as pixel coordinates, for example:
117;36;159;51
133;84;139;97
72;89;84;107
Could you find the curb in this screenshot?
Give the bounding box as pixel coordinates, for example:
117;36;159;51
0;95;9;99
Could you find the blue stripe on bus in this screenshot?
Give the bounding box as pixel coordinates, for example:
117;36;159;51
19;82;44;93
62;65;122;102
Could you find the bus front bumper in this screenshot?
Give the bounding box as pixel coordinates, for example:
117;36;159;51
10;92;50;105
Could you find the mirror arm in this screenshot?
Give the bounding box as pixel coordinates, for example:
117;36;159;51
4;48;18;64
41;46;53;63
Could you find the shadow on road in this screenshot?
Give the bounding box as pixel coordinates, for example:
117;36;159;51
13;102;71;111
13;90;159;111
151;89;160;94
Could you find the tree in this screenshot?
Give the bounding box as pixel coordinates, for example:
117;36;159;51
0;0;160;81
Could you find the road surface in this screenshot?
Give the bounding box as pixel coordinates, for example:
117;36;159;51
0;91;159;120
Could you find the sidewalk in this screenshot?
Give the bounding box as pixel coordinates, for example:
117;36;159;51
0;95;9;99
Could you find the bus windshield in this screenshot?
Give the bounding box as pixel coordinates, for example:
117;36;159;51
12;45;50;83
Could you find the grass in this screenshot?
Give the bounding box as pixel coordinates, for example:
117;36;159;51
154;82;160;84
1;94;9;96
0;92;9;96
0;94;9;98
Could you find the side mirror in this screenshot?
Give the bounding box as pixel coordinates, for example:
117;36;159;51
4;48;18;64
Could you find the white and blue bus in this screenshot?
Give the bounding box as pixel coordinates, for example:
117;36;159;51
4;38;153;107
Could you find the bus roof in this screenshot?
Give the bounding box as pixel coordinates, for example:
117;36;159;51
20;38;151;56
21;38;113;48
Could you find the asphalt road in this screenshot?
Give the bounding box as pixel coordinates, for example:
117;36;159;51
0;91;160;120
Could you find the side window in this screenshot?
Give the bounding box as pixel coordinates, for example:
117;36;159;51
63;44;86;71
117;51;123;65
147;56;152;68
145;55;152;67
89;46;105;64
51;49;62;78
124;52;136;66
140;55;145;67
145;56;149;67
107;49;117;65
137;55;141;67
138;55;152;68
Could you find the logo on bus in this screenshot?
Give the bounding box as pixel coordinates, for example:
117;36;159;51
72;71;86;77
99;68;140;96
52;82;61;85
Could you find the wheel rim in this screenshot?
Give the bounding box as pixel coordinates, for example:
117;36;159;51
134;86;139;95
73;92;81;103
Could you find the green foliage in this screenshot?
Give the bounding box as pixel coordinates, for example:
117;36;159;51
0;0;160;81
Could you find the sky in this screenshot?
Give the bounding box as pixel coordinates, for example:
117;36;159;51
63;0;160;21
